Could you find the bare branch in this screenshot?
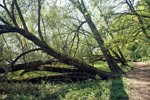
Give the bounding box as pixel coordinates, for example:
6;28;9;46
69;21;86;55
10;48;42;71
11;0;19;27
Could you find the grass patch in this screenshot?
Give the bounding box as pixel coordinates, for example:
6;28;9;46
0;77;130;100
94;62;110;72
7;70;60;80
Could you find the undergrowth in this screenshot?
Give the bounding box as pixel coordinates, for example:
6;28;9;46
0;77;130;100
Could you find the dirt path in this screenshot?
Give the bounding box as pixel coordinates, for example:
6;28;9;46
127;62;150;100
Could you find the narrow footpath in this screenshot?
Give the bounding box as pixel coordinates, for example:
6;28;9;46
127;62;150;100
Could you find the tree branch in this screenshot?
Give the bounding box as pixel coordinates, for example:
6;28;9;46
126;0;150;39
13;0;29;32
37;0;44;41
10;48;42;71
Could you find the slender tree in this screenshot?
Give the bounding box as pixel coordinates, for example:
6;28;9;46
69;0;123;73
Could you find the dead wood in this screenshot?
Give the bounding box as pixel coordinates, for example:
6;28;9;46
20;66;82;76
7;72;96;83
0;59;58;73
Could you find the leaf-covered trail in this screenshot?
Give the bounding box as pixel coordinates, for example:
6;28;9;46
127;62;150;100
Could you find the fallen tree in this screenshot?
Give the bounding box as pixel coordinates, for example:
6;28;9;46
0;60;83;75
0;25;122;80
0;59;58;73
19;65;83;76
6;72;96;83
0;24;123;82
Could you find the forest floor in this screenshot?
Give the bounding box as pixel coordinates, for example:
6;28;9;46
0;62;149;100
127;62;150;100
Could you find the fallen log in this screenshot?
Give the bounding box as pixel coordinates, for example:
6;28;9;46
0;61;121;80
0;59;58;73
42;65;81;73
7;72;96;83
20;65;83;75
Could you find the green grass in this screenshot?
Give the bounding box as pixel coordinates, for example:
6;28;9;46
0;77;130;100
7;70;60;80
94;62;110;72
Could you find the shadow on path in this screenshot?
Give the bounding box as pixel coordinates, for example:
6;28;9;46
110;77;129;100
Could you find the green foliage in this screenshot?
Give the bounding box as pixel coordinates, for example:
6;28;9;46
7;70;60;80
126;39;150;61
107;0;150;61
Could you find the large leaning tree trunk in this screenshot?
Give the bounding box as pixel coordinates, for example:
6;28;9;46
69;0;123;73
0;25;120;79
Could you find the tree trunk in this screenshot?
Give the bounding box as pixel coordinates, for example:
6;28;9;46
110;48;127;65
0;60;58;73
70;0;123;73
0;60;84;74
